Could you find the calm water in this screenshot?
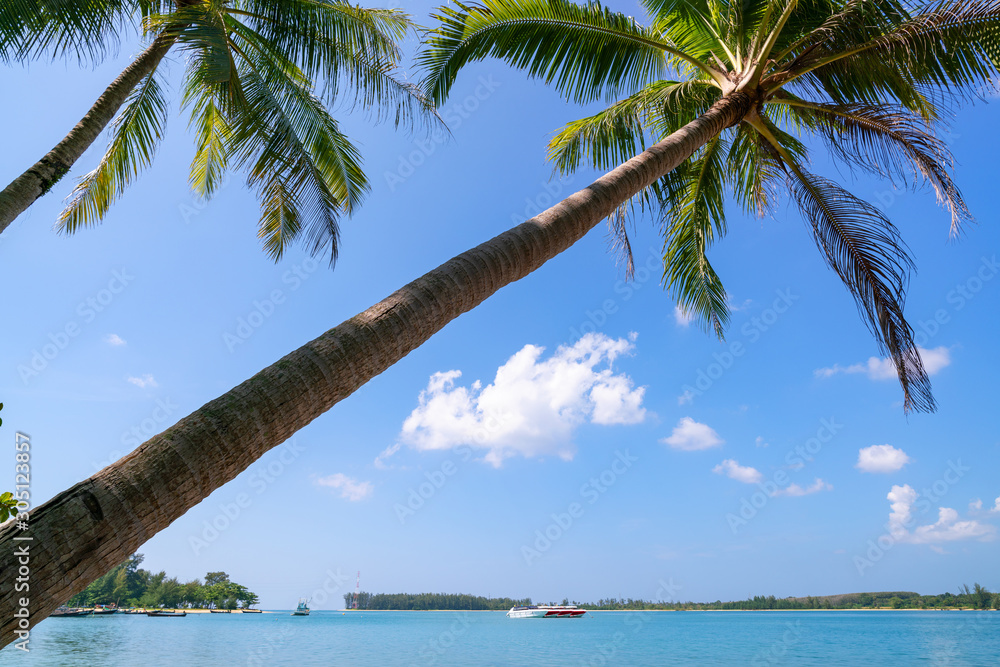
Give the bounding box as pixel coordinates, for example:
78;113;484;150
2;610;998;665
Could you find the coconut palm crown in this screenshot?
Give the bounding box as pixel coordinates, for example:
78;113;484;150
420;0;1000;412
1;0;435;262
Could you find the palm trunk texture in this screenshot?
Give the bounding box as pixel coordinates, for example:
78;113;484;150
0;37;173;234
0;91;753;647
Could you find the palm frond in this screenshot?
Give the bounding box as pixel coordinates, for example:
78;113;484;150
419;0;703;106
225;28;367;262
547;79;718;174
776;0;1000;106
786;166;933;413
661;135;731;338
727;121;785;217
57;67;168;232
779;99;972;234
0;0;136;63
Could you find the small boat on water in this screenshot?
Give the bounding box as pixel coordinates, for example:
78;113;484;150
51;607;91;618
146;610;187;617
241;608;262;613
506;605;586;619
291;598;310;616
91;607;117;615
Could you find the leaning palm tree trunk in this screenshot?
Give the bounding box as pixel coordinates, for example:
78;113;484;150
0;37;172;233
0;91;753;647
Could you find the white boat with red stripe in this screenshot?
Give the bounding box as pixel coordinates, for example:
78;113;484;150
506;605;587;619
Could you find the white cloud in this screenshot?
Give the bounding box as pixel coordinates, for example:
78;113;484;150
774;478;832;497
674;306;694;327
969;499;983;511
373;443;401;470
661;417;723;451
992;497;1000;513
885;484;995;544
105;333;127;346
712;459;762;484
127;374;158;388
395;333;646;467
755;436;768;448
815;346;951;381
315;473;373;502
856;444;911;473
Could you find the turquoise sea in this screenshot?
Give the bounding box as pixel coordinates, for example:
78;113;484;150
2;609;998;665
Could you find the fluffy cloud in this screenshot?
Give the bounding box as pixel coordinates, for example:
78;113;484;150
774;478;832;497
969;498;983;511
315;473;373;502
993;497;1000;513
712;459;762;484
815;346;951;381
105;333;127;346
396;333;646;467
886;484;995;544
856;444;911;473
674;306;694;327
661;417;723;451
127;374;157;388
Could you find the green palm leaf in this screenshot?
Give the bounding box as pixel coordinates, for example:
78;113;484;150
57;67;168;233
786;166;933;413
661;136;731;338
419;0;712;106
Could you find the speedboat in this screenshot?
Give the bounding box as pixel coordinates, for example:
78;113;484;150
291;598;310;616
506;605;586;619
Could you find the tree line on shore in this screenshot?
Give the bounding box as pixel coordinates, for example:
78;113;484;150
343;585;1000;611
342;592;533;611
66;554;258;609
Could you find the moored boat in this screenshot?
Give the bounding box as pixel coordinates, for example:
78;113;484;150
506;605;586;619
146;610;187;617
51;607;91;618
241;608;263;613
291;598;310;616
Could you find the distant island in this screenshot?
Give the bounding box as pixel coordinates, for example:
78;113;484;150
344;585;1000;611
67;554;259;610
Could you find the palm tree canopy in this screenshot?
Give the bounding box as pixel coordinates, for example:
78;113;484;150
4;0;436;263
420;0;1000;412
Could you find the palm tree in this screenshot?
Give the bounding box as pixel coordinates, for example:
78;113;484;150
2;0;999;646
0;0;434;262
417;0;999;411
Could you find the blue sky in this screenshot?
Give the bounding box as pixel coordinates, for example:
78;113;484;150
1;0;998;609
